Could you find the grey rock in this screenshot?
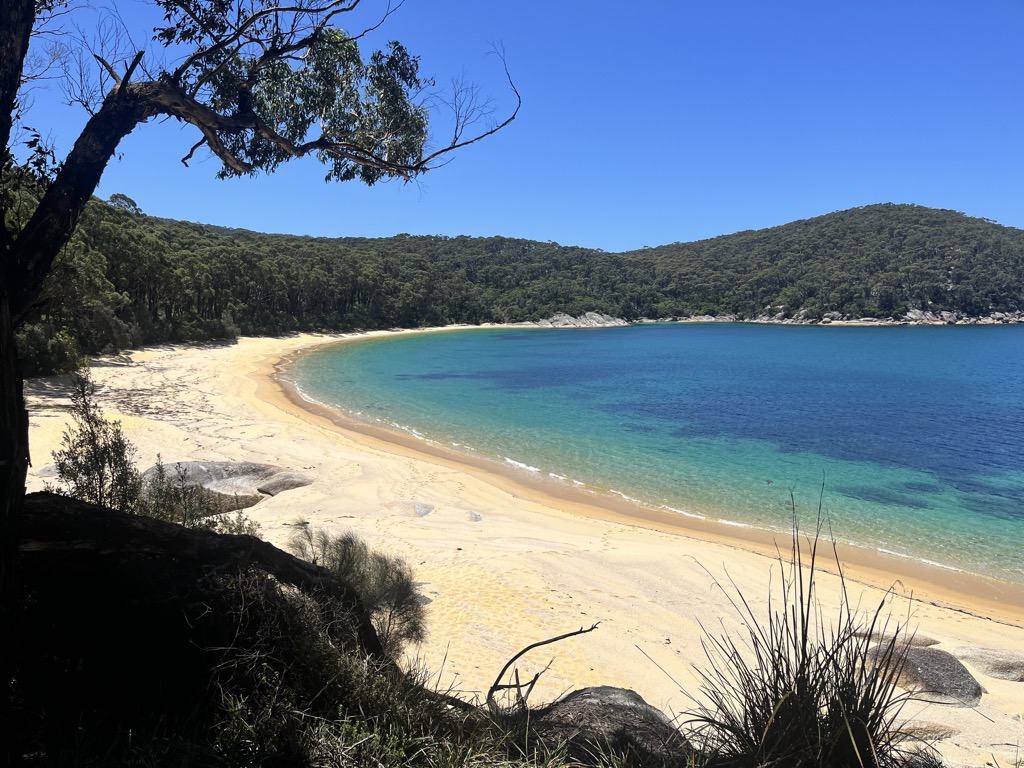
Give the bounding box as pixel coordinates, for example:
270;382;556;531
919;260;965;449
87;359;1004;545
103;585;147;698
532;686;691;766
954;647;1024;682
256;471;313;496
142;460;280;496
386;500;435;517
895;647;985;706
854;630;938;648
545;312;627;328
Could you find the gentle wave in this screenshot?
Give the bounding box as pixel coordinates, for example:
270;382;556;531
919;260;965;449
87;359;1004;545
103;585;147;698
661;505;707;521
505;457;541;473
876;547;964;573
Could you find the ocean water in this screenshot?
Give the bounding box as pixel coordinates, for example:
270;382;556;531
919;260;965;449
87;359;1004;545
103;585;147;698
289;323;1024;583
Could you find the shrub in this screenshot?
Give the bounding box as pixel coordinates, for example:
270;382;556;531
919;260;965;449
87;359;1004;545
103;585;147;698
290;525;426;658
50;372;257;535
139;457;259;536
684;510;930;768
16;323;86;375
49;372;142;513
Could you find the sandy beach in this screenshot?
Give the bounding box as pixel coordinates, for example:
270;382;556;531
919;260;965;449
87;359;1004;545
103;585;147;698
24;331;1024;766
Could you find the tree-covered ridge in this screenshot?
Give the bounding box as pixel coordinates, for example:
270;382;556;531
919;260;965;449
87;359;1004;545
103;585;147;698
17;200;1024;373
630;203;1024;320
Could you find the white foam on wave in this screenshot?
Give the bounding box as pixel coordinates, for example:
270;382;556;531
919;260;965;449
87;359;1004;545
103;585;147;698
719;519;753;529
877;548;964;573
548;472;569;481
389;422;426;440
661;504;706;521
505;458;541;473
610;489;642;503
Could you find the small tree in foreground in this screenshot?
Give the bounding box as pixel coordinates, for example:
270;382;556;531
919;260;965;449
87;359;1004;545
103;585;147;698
51;373;258;534
49;372;142;514
139;457;259;536
1;9;517;738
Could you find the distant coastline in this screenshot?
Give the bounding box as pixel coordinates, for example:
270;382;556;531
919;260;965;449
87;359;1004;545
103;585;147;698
509;309;1024;329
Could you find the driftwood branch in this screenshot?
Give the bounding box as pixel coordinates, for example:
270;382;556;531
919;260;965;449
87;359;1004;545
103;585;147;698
486;623;599;712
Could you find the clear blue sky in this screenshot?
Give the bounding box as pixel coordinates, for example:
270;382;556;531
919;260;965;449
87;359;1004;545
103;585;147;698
20;0;1024;252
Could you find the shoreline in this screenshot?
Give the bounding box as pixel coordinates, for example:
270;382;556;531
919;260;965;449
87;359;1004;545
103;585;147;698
24;329;1024;766
271;329;1024;629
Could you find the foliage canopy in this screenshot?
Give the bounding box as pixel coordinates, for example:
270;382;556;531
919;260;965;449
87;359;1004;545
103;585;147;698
17;201;1024;373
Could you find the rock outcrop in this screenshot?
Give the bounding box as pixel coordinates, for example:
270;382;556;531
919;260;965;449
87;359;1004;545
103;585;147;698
256;471;314;496
896;647;985;707
954;647;1024;682
142;460;312;501
531;686;691;766
527;312;628;328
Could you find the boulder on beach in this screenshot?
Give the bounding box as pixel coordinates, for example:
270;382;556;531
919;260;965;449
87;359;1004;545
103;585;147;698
532;686;691;766
257;471;313;496
954;647;1024;682
896;647;985;707
142;461;311;501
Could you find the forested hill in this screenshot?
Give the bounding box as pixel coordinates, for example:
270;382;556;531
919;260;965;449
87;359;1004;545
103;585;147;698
625;203;1024;319
15;198;1024;374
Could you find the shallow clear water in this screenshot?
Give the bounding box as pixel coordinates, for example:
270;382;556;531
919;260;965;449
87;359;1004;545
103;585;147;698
290;323;1024;583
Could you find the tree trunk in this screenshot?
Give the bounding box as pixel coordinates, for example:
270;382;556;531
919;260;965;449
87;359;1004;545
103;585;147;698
9;90;153;322
0;289;27;764
19;491;387;659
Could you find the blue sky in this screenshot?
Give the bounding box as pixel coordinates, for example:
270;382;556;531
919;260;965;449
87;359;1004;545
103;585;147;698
19;1;1024;251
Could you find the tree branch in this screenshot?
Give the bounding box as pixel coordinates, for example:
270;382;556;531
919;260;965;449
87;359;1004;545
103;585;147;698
92;53;119;82
419;51;521;169
0;0;36;156
171;0;361;82
7;82;154;321
486;623;600;712
120;49;145;92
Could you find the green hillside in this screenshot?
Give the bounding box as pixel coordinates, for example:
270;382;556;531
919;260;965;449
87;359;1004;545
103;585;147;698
16;198;1024;374
629;203;1024;319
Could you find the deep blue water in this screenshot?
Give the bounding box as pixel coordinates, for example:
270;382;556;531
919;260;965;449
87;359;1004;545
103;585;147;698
290;323;1024;583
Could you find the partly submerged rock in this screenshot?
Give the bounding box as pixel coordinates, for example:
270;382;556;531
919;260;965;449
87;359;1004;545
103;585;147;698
532;686;691;766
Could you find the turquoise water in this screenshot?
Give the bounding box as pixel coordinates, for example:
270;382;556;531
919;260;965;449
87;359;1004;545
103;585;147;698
289;324;1024;583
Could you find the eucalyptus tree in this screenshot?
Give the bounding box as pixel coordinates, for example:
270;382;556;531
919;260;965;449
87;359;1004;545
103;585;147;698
0;0;517;740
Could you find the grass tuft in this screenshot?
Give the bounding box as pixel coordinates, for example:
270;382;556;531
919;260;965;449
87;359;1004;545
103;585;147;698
684;500;934;768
